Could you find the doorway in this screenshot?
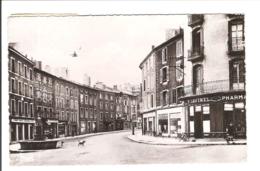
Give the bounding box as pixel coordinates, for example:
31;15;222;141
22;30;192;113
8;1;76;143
194;112;203;138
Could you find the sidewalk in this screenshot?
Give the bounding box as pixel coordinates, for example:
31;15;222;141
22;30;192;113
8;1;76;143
127;132;247;146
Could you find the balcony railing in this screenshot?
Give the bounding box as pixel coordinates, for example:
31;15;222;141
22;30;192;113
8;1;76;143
188;14;204;27
184;80;245;96
188;45;204;61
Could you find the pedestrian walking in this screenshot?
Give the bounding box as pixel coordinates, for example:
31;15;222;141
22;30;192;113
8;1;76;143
226;122;235;144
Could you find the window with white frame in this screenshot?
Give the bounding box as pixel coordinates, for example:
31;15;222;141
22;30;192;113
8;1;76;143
24;65;27;78
231;22;244;51
18;101;22;116
24;102;28;116
176;40;183;57
18;81;22;95
11;58;16;73
160;66;169;83
29;86;33;98
29;68;33;81
18;61;22;75
161;90;168;106
162;48;167;63
11;99;16;115
176;59;184;83
11;78;15;93
30;103;33;117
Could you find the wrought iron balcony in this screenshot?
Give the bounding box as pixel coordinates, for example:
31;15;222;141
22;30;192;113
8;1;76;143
188;45;204;61
184;80;245;97
188;14;204;27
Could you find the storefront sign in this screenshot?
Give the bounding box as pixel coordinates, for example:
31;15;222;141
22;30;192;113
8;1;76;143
47;119;58;124
158;114;168;120
11;118;35;124
186;94;245;104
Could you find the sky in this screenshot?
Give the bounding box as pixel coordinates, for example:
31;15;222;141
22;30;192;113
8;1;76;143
8;14;188;87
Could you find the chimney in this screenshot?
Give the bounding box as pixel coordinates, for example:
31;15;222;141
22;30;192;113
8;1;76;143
113;85;118;90
151;45;155;50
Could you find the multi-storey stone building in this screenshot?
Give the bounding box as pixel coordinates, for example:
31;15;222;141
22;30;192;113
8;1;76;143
181;14;246;138
78;85;99;134
140;28;186;137
34;65;58;140
54;78;79;137
139;48;157;135
9;45;35;142
155;28;186;137
98;89;116;131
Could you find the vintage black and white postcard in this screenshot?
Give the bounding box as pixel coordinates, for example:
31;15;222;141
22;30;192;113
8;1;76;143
2;1;260;171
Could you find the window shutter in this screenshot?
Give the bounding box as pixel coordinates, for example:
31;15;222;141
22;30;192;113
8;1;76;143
160;69;162;83
165;47;168;61
167;67;169;82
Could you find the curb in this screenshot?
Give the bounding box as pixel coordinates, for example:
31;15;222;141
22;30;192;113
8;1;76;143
127;135;247;146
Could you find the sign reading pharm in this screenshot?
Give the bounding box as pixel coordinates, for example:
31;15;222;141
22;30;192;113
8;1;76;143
186;94;245;104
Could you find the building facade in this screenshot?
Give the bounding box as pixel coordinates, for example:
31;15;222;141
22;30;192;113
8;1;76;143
34;66;58;140
54;78;79;137
9;45;35;142
154;28;186;137
181;14;246;138
139;48;157;135
139;28;187;137
78;85;99;134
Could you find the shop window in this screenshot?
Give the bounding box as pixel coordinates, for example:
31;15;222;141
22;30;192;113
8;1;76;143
231;60;245;90
203;105;210;114
158;116;168;134
189;121;194;133
203;120;210;132
189;106;194;116
170;118;181;134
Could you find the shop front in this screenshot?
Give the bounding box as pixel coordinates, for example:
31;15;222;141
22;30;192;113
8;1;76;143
142;111;156;136
58;121;67;137
156;106;185;137
10;118;35;142
183;92;246;138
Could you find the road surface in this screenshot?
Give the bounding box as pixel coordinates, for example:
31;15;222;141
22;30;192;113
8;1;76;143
10;131;246;165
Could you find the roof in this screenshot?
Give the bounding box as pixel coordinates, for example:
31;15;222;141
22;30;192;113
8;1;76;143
139;28;183;69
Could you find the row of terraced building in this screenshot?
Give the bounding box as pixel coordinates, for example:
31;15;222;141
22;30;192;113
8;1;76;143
8;45;140;142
